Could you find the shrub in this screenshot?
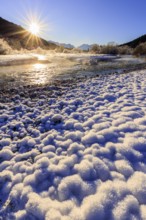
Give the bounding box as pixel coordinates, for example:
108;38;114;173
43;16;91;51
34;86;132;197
55;46;64;53
100;44;118;55
0;38;12;54
133;42;146;56
90;44;101;53
71;48;82;53
118;46;133;55
63;48;72;53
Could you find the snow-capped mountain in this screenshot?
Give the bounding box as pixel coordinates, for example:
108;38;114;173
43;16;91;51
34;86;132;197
60;43;75;49
48;41;74;49
78;44;92;51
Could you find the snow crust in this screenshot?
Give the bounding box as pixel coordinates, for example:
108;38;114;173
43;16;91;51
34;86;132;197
1;69;146;219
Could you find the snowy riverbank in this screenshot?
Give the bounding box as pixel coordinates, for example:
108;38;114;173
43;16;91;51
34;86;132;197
1;68;146;219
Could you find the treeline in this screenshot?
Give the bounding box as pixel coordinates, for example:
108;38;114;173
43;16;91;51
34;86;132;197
90;42;146;56
48;43;133;55
0;38;12;54
1;37;146;56
57;42;146;56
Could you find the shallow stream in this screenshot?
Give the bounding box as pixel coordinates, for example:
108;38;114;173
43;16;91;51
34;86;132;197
0;53;145;89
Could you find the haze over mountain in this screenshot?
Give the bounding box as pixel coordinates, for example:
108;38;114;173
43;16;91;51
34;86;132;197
0;17;57;50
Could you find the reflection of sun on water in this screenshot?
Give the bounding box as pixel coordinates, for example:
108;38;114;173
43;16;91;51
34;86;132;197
32;63;47;84
37;55;46;61
33;63;46;69
32;54;48;69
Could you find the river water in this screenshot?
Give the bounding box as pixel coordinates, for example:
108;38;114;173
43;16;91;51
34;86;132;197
0;53;145;89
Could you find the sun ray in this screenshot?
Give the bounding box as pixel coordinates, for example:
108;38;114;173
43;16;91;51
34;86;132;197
29;22;40;35
9;8;52;49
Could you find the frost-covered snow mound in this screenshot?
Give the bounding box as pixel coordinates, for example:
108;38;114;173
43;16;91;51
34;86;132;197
1;70;146;219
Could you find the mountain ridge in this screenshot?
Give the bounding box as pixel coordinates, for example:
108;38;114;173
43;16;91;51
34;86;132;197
1;17;146;51
0;17;58;50
120;34;146;48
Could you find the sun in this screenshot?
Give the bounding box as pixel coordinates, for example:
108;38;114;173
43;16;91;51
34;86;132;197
29;22;40;35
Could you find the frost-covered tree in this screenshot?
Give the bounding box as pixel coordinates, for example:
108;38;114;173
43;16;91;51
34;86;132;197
90;44;101;53
0;38;12;54
133;42;146;56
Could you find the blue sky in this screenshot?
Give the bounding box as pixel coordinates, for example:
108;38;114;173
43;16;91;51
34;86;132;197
0;0;146;46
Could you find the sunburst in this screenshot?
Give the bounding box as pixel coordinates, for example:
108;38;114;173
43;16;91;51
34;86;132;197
29;22;40;35
11;10;51;48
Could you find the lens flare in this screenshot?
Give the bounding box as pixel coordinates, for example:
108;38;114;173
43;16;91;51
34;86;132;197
29;22;40;35
15;8;52;49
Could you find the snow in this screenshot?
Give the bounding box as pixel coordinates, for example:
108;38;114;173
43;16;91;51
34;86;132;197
1;66;146;219
127;172;146;204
